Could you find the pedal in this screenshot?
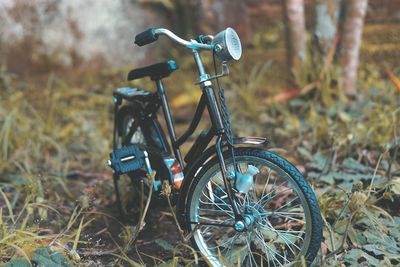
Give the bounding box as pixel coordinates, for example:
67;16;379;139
108;144;148;175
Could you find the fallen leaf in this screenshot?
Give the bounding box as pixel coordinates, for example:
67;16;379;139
385;67;400;93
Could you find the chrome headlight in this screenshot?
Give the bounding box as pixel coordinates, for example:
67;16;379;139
212;27;242;61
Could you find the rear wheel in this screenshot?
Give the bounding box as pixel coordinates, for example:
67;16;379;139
114;111;149;216
184;148;322;266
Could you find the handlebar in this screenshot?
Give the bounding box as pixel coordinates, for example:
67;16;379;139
134;28;214;51
134;28;158;46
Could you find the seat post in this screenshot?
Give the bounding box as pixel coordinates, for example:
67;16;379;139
156;79;183;166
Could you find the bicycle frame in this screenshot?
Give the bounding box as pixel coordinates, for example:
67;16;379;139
151;49;244;220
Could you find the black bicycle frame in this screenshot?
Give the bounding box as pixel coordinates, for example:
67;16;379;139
155;80;219;166
154;51;243;220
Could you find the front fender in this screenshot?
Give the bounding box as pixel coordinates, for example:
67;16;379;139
176;136;268;227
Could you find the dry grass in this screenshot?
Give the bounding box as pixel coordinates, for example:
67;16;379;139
0;20;400;265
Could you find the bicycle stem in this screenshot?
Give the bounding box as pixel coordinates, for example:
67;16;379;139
193;50;208;81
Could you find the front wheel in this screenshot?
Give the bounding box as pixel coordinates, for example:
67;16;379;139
184;148;322;266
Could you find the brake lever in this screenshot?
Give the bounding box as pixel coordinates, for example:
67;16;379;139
194;35;214;44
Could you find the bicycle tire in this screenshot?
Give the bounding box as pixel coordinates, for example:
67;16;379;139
184;147;322;266
115;105;170;212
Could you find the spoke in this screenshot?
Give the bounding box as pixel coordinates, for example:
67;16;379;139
198;200;233;216
209;180;234;202
264;240;272;267
245;236;257;267
244;193;251;205
253;163;268;202
251;181;258;203
257;181;288;206
258;177;279;204
221;232;241;257
199;199;232;208
261;167;273;197
269;211;304;216
271;228;305;235
198;207;233;215
279;232;301;252
275;230;298;257
238;162;246;174
270;213;305;224
273;196;300;213
207;233;240;250
198;215;233;224
211;178;227;193
200;191;234;218
258;223;305;242
256;230;277;267
200;216;236;241
260;187;293;207
255;230;285;267
207;181;215;202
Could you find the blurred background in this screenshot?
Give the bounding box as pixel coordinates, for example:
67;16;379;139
0;0;399;266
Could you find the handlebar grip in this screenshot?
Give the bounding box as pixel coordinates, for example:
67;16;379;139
134;28;158;46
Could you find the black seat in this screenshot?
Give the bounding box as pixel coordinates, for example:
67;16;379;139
128;60;178;81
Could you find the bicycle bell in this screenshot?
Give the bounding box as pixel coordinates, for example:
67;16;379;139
212;27;242;61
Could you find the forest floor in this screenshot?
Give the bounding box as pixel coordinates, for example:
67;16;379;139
0;20;400;266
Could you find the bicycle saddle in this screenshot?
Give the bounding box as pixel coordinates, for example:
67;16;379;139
128;60;178;81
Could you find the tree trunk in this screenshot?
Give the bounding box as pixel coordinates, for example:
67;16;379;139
314;0;342;55
282;0;307;87
199;0;252;43
172;0;201;36
339;0;368;95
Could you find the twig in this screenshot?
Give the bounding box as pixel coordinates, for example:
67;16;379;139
163;181;201;243
114;171;156;266
165;186;186;242
125;172;155;249
332;193;351;228
323;213;354;262
367;151;385;199
134;244;145;266
320;214;336;253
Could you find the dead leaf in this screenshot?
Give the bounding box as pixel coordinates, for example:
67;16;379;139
385;67;400;93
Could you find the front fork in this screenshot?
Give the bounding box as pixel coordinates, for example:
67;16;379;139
202;83;247;229
215;135;244;222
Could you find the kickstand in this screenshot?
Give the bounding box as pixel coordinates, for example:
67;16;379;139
113;173;125;218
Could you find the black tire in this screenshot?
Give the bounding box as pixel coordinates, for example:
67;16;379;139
114;109;148;216
116;105;169;153
184;147;322;266
114;105;170;216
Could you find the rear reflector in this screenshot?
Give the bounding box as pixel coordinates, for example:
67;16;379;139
163;157;184;190
171;161;184;189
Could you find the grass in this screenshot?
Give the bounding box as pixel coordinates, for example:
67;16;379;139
0;21;400;266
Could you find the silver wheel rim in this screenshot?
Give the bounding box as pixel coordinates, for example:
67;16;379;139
189;156;312;267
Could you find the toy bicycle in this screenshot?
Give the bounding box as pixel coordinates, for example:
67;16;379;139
108;27;322;266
